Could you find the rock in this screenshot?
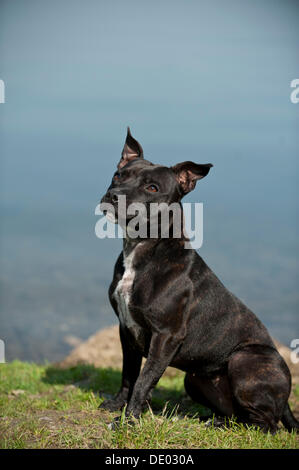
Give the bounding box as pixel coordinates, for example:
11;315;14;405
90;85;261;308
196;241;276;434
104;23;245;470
57;325;122;369
63;335;83;348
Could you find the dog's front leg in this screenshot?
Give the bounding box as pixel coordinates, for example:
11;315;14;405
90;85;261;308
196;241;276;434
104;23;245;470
100;326;142;411
125;332;183;419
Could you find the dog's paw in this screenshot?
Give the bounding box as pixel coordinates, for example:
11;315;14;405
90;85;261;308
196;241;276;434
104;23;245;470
204;417;228;429
107;415;138;430
99;398;126;412
107;416;122;430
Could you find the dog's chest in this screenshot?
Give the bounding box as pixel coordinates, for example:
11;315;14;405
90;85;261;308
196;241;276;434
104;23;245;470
113;247;143;335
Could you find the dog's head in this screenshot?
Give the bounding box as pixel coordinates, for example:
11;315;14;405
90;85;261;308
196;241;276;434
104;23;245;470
101;127;213;227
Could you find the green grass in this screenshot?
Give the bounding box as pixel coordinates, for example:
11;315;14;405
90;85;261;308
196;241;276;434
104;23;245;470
0;360;298;449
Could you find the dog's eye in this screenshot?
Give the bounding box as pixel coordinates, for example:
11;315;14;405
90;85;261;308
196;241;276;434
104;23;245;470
146;184;159;193
113;172;121;181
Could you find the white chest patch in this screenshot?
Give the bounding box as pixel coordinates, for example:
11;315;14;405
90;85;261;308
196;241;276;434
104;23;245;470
113;245;143;333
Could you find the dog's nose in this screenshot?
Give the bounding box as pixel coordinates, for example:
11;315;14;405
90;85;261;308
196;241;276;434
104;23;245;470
103;191;119;204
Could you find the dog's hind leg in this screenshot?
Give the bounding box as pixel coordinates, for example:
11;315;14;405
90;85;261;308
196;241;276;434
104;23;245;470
184;371;235;426
228;345;291;434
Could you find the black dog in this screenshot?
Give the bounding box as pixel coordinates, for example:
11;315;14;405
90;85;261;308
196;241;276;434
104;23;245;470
100;128;298;433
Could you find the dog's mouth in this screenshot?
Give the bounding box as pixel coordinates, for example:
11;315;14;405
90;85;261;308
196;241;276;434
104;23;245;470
101;205;145;228
100;201;132;226
100;203;118;224
104;210;117;223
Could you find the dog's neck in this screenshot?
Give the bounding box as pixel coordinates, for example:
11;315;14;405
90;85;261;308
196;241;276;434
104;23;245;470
123;236;155;259
122;210;188;259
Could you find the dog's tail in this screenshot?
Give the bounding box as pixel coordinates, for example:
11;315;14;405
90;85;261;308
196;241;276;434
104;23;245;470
281;403;299;432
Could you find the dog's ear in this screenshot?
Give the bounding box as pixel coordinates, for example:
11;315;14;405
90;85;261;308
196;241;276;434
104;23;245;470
171;161;213;194
118;127;144;170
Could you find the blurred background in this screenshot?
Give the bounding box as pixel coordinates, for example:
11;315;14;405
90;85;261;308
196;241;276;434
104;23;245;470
0;0;298;362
